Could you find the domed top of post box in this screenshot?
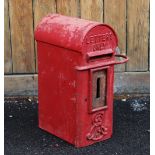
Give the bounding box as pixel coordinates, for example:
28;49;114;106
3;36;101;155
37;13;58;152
35;14;118;53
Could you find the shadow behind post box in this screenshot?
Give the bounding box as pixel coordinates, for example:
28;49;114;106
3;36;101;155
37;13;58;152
34;14;128;147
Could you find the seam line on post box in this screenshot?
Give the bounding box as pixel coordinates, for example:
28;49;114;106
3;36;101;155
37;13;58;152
35;40;83;54
75;61;116;71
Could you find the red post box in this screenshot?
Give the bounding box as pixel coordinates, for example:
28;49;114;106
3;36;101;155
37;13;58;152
35;14;128;147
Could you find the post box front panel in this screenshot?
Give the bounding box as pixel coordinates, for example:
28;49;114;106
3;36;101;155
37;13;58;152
76;66;114;147
74;25;116;147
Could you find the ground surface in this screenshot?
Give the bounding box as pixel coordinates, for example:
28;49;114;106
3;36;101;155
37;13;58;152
5;96;150;155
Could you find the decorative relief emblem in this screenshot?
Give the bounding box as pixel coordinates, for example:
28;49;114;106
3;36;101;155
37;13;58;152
86;113;108;141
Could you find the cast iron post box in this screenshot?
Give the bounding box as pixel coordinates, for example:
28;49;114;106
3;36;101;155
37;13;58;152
35;14;128;147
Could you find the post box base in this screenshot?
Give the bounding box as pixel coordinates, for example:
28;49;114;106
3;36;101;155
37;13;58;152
39;123;112;148
75;135;113;148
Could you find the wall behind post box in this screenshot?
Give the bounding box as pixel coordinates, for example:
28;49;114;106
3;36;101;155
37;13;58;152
4;0;150;96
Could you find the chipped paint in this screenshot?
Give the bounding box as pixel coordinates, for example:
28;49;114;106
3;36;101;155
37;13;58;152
34;14;117;53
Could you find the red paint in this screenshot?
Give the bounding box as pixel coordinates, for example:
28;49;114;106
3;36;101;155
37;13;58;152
35;14;128;147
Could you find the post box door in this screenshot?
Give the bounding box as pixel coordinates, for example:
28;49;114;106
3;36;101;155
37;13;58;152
89;66;111;113
92;69;107;109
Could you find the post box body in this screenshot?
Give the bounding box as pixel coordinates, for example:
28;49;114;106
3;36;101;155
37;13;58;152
35;14;119;147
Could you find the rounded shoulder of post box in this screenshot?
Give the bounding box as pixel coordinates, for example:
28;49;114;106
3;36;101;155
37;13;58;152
34;14;118;53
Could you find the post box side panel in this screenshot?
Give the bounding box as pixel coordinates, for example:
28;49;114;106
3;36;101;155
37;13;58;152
75;66;114;147
38;42;81;144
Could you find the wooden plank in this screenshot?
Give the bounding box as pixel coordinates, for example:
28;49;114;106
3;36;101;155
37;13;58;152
4;72;150;96
56;0;79;17
114;72;150;95
9;0;35;73
4;74;38;96
80;0;103;22
127;0;149;71
33;0;56;72
34;0;56;26
4;0;12;73
104;0;126;72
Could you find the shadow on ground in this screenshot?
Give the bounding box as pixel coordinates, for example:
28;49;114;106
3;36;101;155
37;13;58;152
4;96;150;155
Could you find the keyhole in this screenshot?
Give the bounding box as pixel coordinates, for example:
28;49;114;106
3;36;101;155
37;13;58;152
96;78;100;98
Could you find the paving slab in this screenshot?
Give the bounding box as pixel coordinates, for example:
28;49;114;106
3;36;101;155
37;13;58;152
4;96;150;155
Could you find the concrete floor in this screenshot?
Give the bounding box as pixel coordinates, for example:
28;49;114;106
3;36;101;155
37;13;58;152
4;96;150;155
